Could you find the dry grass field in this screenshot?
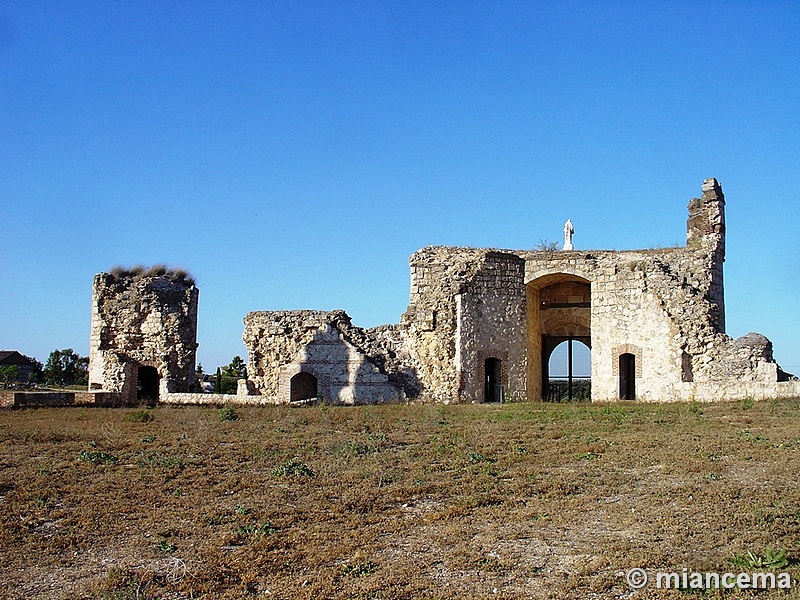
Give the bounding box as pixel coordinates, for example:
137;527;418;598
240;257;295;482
2;398;800;599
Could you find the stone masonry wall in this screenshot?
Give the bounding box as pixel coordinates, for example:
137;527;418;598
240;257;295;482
401;248;526;403
687;177;726;332
88;270;199;404
518;245;741;402
401;248;484;402
455;252;527;402
390;179;787;403
515;179;791;401
243;310;411;404
406;243;706;402
0;391;124;409
160;392;277;406
90;178;793;407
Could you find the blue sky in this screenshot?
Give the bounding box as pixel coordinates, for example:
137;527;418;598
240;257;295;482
1;1;798;375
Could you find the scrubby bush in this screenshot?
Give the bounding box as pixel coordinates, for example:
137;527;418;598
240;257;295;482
78;450;118;465
218;405;238;422
127;409;154;423
271;457;315;477
108;264;195;286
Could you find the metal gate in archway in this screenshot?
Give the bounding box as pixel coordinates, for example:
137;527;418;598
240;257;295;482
542;336;591;402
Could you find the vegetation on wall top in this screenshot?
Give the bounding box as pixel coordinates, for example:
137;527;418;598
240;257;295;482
108;264;195;286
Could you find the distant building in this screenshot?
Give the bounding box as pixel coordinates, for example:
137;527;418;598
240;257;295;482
0;351;38;382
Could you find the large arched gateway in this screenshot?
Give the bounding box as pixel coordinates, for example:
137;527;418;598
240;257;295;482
526;274;591;402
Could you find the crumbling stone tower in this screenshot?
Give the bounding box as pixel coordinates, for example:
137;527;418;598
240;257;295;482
400;248;528;403
88;267;199;404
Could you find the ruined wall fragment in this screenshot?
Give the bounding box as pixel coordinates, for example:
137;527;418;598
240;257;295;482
242;310;411;404
401;247;526;403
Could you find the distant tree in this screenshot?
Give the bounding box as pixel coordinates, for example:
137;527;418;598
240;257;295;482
28;356;43;384
215;367;223;394
196;363;204;375
43;349;89;387
0;365;19;388
216;356;247;394
222;356;247;379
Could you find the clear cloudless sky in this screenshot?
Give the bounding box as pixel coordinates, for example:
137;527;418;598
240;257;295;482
1;1;798;375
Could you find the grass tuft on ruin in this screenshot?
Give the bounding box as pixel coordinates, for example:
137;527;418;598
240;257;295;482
108;264;195;286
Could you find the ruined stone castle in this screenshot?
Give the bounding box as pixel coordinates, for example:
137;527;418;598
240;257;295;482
88;179;799;405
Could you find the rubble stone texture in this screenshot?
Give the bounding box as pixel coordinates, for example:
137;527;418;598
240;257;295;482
88;270;198;404
243;311;413;404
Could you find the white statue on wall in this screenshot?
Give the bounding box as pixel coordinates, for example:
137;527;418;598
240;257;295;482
563;219;574;251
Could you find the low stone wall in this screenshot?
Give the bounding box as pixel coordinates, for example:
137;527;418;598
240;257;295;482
0;388;281;409
685;379;800;402
777;381;800;399
18;392;76;407
0;390;124;408
159;392;284;406
3;385;798;408
76;391;126;406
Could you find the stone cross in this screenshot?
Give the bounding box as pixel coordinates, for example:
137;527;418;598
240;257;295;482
563;219;574;251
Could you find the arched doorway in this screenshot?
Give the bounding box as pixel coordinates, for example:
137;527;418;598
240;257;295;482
290;372;318;402
619;353;636;400
484;357;502;403
545;338;591;401
137;366;160;403
526;274;591;401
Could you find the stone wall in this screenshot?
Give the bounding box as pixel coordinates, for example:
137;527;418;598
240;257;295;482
242;249;528;404
517;249;783;403
0;391;123;408
401;248;471;403
236;179;794;404
455;252;527;402
401;243;690;402
518;179;793;402
86;179;794;407
400;248;526;403
88;269;199;404
242;310;410;404
687;177;726;332
393;179;792;403
160;392;277;406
